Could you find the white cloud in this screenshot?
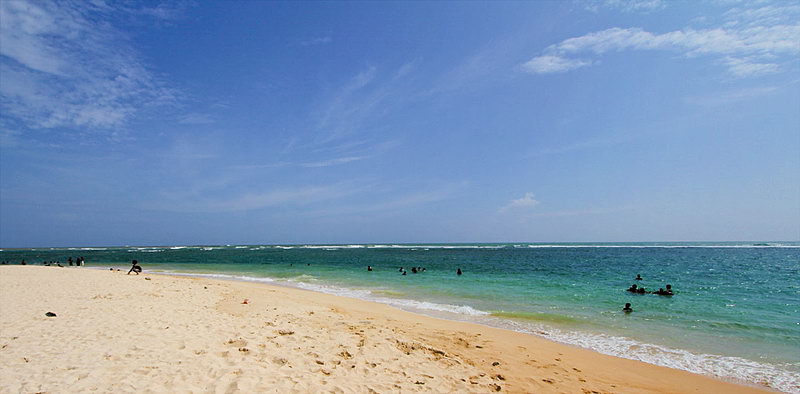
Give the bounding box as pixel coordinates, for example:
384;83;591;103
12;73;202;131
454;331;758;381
723;56;780;77
500;192;540;213
523;3;800;77
521;55;592;74
0;1;179;130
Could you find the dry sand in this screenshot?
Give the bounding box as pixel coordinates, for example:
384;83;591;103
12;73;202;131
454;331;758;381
0;266;772;393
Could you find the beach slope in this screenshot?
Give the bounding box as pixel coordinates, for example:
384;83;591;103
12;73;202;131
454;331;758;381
0;266;771;393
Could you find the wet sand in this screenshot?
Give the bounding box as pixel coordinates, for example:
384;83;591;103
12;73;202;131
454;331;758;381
0;266;772;393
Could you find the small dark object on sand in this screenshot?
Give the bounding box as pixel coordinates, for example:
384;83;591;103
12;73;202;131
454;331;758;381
144;277;151;280
45;312;57;317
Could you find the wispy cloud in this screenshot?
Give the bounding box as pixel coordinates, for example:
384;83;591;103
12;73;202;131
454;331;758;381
0;128;22;148
523;4;800;77
314;65;416;144
177;113;214;124
525;205;639;218
0;1;179;130
300;156;366;168
500;192;540;213
150;183;360;213
300;36;333;46
584;0;666;13
684;86;779;106
230;155;368;170
297;185;459;217
521;55;592;74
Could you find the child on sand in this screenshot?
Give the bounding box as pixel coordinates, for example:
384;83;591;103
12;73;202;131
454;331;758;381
127;260;142;275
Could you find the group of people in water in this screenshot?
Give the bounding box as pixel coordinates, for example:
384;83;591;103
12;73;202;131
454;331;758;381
367;265;465;276
394;266;428;275
625;283;674;296
1;257;85;267
622;274;676;313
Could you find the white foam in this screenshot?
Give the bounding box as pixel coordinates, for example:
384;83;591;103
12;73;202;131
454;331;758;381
127;248;164;253
495;320;800;393
288;280;490;317
164;271;276;284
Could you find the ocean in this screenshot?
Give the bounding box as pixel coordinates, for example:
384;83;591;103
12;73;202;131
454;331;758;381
2;242;798;392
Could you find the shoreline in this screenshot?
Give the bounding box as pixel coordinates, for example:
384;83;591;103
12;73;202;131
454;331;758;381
0;266;776;393
133;266;799;392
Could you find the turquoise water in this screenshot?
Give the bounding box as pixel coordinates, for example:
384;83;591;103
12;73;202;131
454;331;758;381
2;242;799;392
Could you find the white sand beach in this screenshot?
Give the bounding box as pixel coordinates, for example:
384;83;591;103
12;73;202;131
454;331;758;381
0;266;772;393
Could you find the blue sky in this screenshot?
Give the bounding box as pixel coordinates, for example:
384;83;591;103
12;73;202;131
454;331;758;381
1;0;798;247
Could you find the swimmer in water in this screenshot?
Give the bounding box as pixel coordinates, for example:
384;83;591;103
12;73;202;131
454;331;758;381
627;284;638;293
623;303;633;313
457;268;463;276
665;284;674;295
367;265;373;271
637;287;647;294
635;274;642;280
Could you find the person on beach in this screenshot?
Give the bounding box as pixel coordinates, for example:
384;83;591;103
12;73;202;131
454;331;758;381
635;274;642;280
623;303;633;313
457;268;463;275
127;260;142;275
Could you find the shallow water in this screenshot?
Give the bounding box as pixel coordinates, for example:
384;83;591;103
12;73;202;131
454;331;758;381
3;242;799;392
